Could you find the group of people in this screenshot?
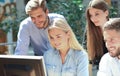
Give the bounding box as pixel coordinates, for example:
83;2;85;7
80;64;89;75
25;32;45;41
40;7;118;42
14;0;120;76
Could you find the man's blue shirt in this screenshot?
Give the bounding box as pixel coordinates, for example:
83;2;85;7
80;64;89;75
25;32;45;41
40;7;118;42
15;13;64;55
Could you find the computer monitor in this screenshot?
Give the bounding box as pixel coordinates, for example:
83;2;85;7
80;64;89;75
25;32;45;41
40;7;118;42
0;55;47;76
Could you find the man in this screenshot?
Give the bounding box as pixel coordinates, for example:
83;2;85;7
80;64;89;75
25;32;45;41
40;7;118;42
15;0;64;55
97;18;120;76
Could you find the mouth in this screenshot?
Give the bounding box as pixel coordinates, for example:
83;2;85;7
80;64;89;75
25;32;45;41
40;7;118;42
108;49;113;52
36;22;44;28
55;44;60;47
37;21;44;25
93;20;98;23
94;22;99;25
55;43;61;48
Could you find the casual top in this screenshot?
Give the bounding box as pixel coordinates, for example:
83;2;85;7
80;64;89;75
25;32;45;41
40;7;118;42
43;48;89;76
97;53;120;76
15;13;64;56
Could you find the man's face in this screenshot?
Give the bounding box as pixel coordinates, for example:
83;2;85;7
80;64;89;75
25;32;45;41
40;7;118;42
104;30;120;57
29;7;48;29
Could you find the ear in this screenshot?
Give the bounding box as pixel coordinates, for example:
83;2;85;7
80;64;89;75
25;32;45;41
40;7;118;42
105;10;109;16
66;31;71;38
45;9;49;15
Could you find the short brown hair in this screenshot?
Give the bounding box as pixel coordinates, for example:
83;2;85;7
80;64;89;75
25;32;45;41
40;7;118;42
104;18;120;32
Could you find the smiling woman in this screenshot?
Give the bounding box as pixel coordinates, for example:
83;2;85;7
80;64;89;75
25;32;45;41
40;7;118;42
85;0;110;76
86;0;109;65
43;17;89;76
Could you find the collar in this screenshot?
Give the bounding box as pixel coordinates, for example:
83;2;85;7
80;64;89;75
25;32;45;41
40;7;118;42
54;48;74;57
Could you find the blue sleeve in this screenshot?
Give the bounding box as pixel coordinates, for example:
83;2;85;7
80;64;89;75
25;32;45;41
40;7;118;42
77;51;89;76
14;20;30;55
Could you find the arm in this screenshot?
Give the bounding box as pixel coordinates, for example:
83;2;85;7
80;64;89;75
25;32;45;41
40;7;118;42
77;51;89;76
14;19;30;55
97;53;112;76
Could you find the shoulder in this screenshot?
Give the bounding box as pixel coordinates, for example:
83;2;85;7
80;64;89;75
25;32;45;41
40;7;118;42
20;17;34;26
73;50;88;66
43;49;56;57
73;50;88;61
99;53;114;65
19;17;35;29
109;18;120;22
74;50;88;57
98;53;117;76
20;17;31;24
48;13;64;18
48;13;65;20
101;53;112;61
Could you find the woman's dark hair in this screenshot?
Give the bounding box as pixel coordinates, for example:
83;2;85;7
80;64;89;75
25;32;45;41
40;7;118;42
86;0;109;64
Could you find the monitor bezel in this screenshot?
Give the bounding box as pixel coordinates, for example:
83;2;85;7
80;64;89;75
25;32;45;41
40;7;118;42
0;55;47;76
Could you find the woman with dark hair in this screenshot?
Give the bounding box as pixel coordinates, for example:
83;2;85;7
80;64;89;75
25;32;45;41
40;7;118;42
84;0;110;75
86;0;109;65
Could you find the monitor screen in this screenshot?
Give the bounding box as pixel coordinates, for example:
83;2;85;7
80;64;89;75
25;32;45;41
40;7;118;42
0;55;47;76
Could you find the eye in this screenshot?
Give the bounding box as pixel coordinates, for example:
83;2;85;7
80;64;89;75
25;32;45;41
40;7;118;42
31;17;35;20
95;13;99;16
56;35;61;39
111;39;115;43
57;34;64;39
50;36;54;40
38;15;42;18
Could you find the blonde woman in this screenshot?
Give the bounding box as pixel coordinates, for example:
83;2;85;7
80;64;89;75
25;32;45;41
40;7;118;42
44;17;89;76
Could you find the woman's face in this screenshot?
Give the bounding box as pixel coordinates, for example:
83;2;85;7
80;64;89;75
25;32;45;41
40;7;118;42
48;28;70;51
89;7;108;27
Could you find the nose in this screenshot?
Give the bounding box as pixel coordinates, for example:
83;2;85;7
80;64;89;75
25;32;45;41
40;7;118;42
53;38;59;44
35;17;41;23
33;17;42;23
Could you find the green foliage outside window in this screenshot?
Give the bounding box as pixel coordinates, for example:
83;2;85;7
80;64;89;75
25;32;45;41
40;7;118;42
0;0;119;43
0;8;27;41
47;0;86;43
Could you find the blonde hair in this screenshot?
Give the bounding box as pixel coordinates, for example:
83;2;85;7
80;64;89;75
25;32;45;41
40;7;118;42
48;17;84;51
25;0;47;14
